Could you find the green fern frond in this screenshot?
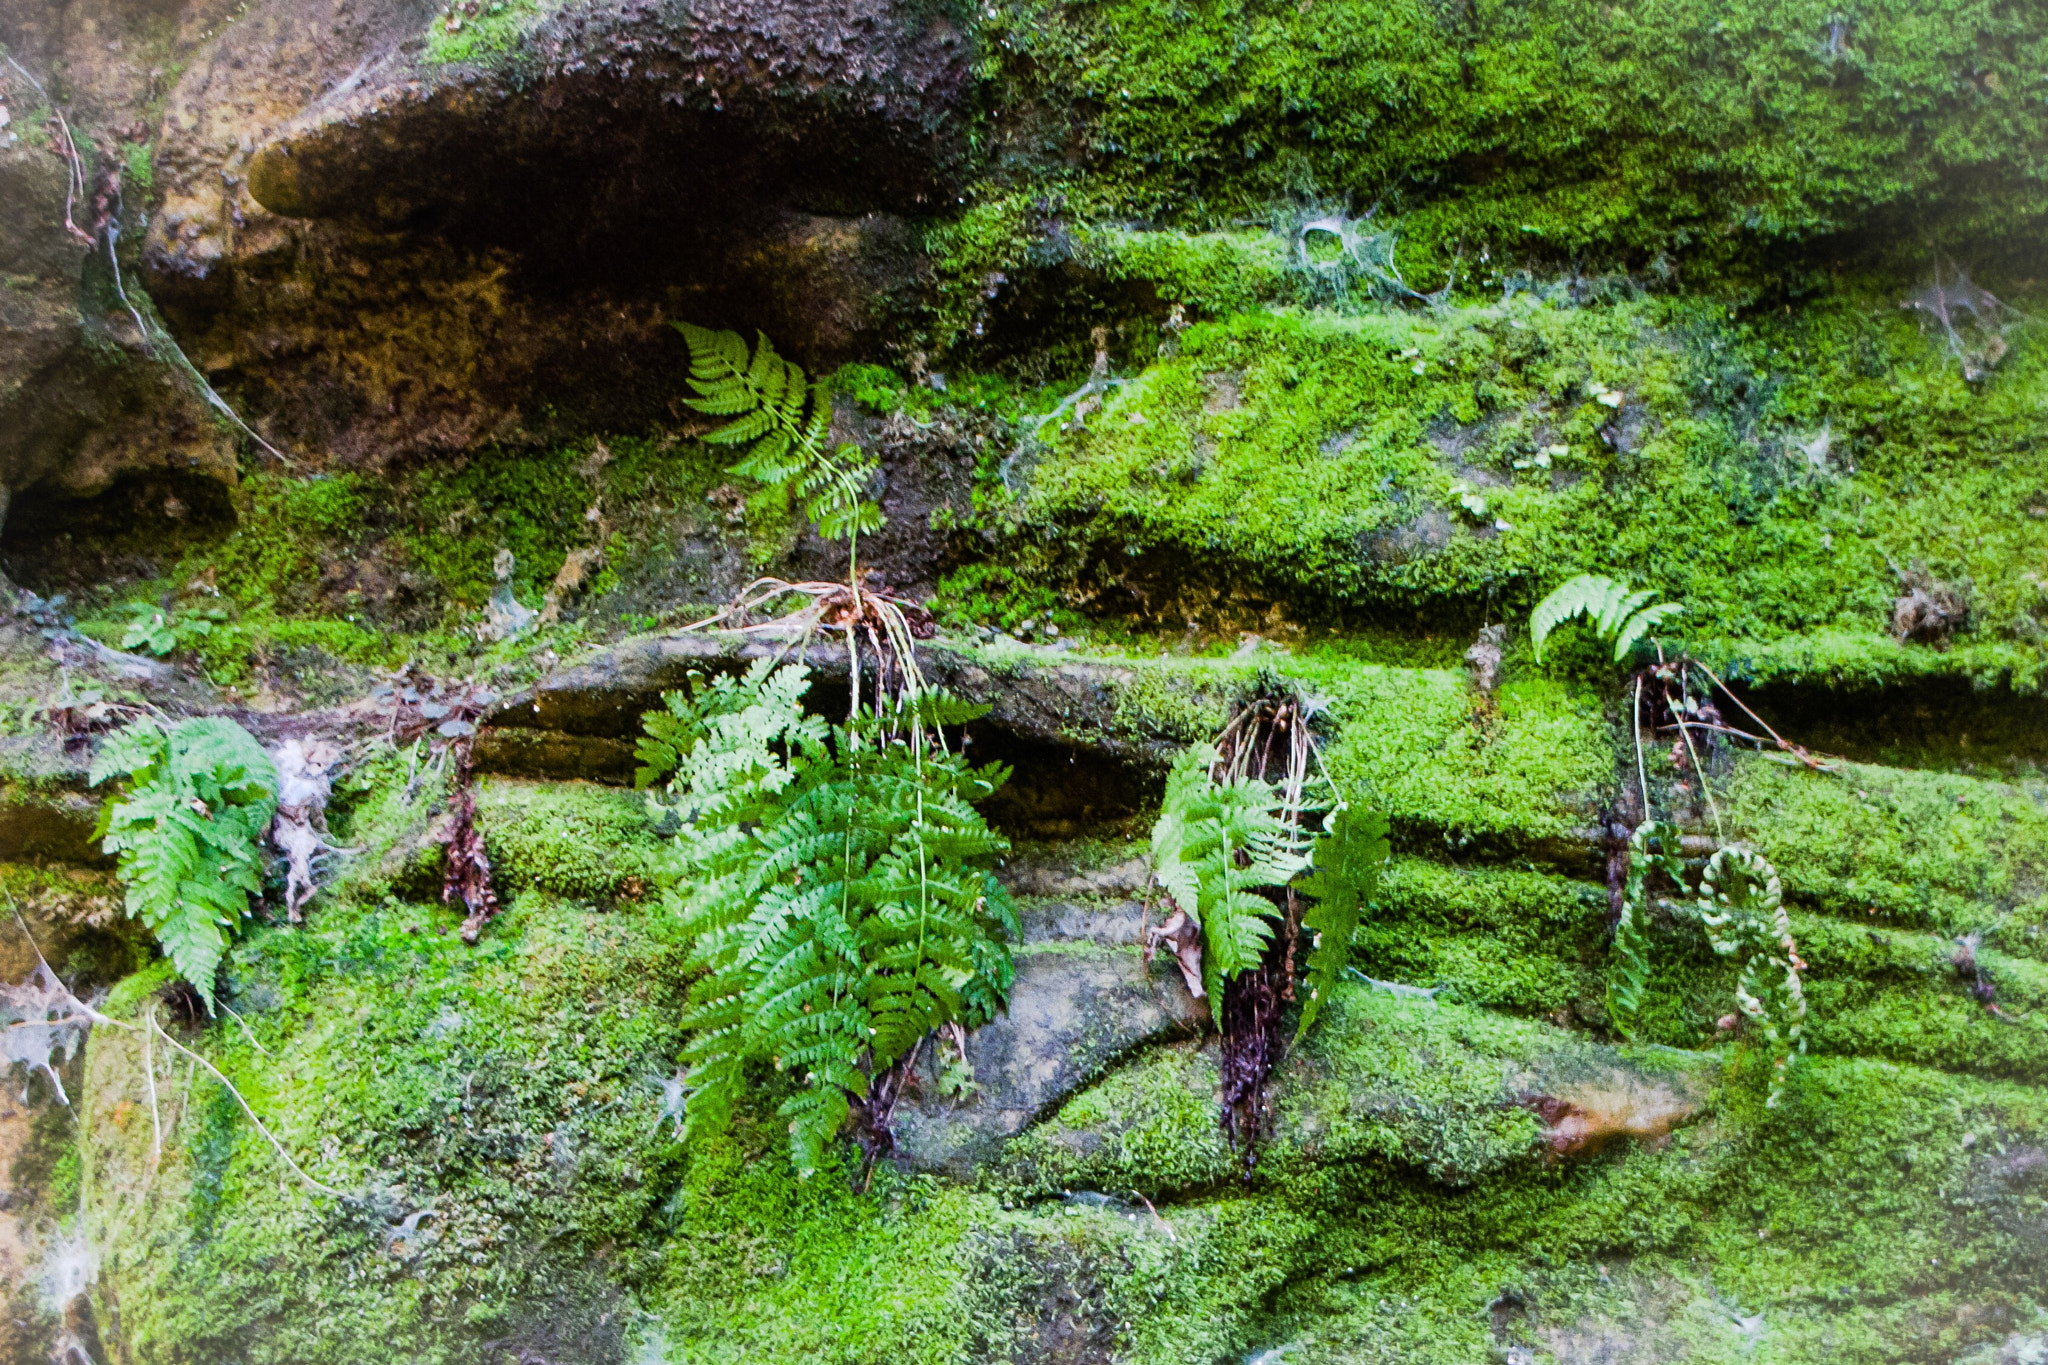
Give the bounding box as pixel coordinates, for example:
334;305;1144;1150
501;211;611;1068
1531;574;1684;662
1615;602;1685;660
1294;806;1390;1042
653;662;1017;1174
93;715;278;1009
1150;744;1309;999
673;323;884;552
1606;819;1684;1041
1602;826;1807;1106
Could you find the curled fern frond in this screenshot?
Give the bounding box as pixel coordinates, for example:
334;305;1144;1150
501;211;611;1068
1605;827;1808;1107
1531;574;1683;662
1699;846;1806;1108
91;716;279;1009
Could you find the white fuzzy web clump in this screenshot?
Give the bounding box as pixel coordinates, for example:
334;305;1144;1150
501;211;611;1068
0;960;93;1105
1903;263;2023;382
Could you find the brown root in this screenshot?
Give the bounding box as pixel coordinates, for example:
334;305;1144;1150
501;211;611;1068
1218;944;1285;1172
849;1036;925;1185
682;577;937;720
441;735;502;945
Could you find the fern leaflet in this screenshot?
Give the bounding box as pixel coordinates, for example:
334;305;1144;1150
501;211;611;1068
1606;820;1684;1041
1699;846;1807;1108
1605;825;1808;1107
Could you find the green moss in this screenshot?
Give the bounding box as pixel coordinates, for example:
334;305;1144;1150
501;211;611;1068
67;862;2048;1365
928;562;1072;635
1104;656;1239;746
1703;629;2048;697
1792;914;2048;1082
658;1133;988;1363
421;0;563;64
1307;663;1613;852
1005;291;2048;682
1082;227;1291;319
994;1041;1236;1199
475;778;662;901
1360;857;1609;1016
97;957;179;1020
398;446;609;608
973;0;2048;272
121;141;155;198
81;892;695;1364
1728;755;2048;937
207;472;375;613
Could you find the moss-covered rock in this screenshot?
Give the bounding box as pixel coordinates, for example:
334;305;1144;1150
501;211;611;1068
474;778;663;902
77;892;692;1364
1730;754;2048;939
6;0;2048;1353
1006;295;2048;671
969;0;2048;274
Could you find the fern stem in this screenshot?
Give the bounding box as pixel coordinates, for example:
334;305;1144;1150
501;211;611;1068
1633;674;1651;820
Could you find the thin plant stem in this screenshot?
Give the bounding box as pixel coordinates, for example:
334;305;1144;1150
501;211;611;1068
3;54;90;243
220;999;273;1059
1692;660;1836;771
7;899;339;1198
1673;692;1726;841
146;1010;343;1198
1633;674;1651;821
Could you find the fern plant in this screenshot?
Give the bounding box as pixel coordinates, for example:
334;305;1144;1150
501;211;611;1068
1604;820;1807;1108
1530;574;1682;663
676;323;884;561
641;660;1020;1175
1151;744;1311;1003
91;716;278;1009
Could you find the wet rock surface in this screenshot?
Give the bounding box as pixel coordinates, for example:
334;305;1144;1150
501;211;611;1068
891;896;1206;1178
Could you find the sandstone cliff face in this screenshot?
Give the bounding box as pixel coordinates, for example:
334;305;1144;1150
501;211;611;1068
2;0;2046;1361
0;18;234;523
2;0;959;518
135;0;963;463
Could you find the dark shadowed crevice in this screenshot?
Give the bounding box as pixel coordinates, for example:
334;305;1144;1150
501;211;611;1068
1742;674;2048;775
